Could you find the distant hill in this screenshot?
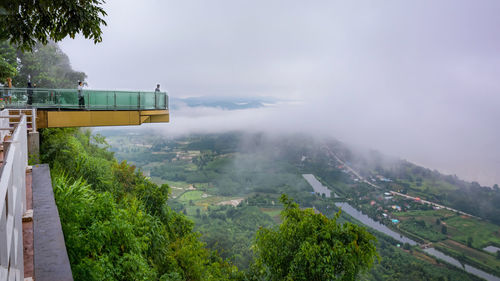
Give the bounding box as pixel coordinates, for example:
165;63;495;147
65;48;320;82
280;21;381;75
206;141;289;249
170;96;278;110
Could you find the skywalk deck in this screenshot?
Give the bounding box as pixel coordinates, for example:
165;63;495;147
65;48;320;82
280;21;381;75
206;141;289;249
1;88;169;128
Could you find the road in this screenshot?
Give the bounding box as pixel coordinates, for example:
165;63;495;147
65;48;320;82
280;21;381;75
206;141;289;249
389;190;479;218
322;144;478;219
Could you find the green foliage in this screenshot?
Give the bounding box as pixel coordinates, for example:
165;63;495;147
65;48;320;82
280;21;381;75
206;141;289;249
253;195;378;281
399;218;446;242
467;237;473;247
441;225;447;235
381;162;500;225
150;147;314;205
14;42;87;88
0;41;17;81
105;131;489;280
195;205;275;270
42;128;242;281
53;175;157;280
360;235;482;281
0;0;107;51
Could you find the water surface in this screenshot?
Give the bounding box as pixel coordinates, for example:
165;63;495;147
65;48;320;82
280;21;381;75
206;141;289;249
303;174;500;280
484;246;500;254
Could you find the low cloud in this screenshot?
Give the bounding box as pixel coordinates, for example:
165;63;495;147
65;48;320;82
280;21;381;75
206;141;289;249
68;0;500;186
141;98;500;187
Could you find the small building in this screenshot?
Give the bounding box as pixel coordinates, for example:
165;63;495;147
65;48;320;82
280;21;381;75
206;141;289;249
391;205;402;211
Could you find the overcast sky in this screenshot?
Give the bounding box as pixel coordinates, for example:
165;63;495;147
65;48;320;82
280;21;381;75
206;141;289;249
61;0;500;186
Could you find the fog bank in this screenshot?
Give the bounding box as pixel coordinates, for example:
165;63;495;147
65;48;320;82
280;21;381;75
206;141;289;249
64;0;500;186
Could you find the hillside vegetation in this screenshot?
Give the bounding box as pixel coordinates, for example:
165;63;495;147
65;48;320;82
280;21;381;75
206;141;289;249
103;130;487;281
40;128;380;280
41;128;241;280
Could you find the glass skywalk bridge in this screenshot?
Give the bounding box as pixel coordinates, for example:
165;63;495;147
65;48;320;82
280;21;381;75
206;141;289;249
1;88;168;110
0;88;170;128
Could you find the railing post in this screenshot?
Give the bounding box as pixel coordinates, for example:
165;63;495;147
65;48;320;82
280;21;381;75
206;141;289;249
137;92;141;109
32;108;37;132
56;91;60;110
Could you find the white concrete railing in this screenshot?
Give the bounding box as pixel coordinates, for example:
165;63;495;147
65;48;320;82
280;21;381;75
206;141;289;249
0;115;28;281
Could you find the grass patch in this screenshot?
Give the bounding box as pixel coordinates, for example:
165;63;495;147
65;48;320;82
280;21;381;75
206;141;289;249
177;190;205;202
444;216;500;249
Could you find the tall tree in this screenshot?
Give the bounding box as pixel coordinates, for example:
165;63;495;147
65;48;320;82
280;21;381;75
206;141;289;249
0;0;107;51
14;42;86;88
254;195;377;281
0;40;17;82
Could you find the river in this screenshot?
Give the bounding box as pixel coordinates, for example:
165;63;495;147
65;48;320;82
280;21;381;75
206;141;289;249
303;174;332;198
303;174;500;281
423;248;500;281
334;202;417;246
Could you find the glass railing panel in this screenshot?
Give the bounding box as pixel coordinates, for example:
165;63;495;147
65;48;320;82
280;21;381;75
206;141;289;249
115;91;139;110
88;91;115;110
0;88;168;110
156;93;165;109
9;88;25;106
140;92;156;109
29;88;65;107
56;89;79;108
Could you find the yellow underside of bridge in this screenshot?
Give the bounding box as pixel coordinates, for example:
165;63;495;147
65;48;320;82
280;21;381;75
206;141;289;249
36;110;169;128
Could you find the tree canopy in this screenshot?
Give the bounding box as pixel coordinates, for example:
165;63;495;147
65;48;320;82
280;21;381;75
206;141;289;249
253;195;378;281
14;41;86;88
0;40;17;81
0;0;107;51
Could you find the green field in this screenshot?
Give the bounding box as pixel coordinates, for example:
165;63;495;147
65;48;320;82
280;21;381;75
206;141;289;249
394;208;500;256
445;215;500;248
177;190;205;202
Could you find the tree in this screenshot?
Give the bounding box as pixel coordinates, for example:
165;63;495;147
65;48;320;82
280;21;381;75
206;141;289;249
0;0;107;51
14;42;86;88
467;237;473;247
441;225;447;235
0;41;17;81
496;250;500;260
253;195;377;281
